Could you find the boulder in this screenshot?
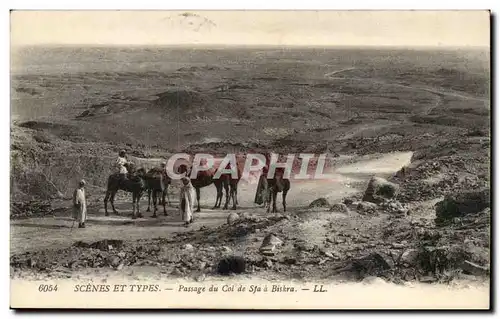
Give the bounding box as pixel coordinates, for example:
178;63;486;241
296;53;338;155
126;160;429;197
227;212;240;225
363;176;400;203
435;188;490;224
259;234;283;256
309;198;330;208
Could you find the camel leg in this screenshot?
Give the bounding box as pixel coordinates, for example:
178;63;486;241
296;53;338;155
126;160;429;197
196;187;201;212
232;184;238;210
222;182;230;210
110;191;118;215
137;191;143;218
264;187;271;211
104;191;110;216
162;190;167;216
234;184;239;205
212;183;221;209
282;189;288;212
147;189;151;212
272;190;278;214
165;185;171;207
234;185;239;206
217;183;224;208
152;191;158;218
132;193;137;219
266;187;272;214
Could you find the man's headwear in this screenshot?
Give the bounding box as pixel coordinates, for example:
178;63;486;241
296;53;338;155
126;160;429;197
161;161;167;167
79;179;86;186
119;150;126;156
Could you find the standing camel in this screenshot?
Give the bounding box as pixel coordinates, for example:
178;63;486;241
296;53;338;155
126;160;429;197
145;167;171;218
266;167;291;214
217;162;242;210
178;163;227;212
104;163;147;219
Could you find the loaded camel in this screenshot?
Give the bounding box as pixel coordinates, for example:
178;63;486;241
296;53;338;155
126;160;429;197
104;162;148;219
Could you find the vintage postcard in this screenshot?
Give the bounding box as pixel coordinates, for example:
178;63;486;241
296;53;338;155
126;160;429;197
9;10;491;309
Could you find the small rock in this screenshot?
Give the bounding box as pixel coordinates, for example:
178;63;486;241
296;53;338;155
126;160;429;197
227;212;240;225
399;249;419;266
170;268;183;277
461;260;489;276
361;276;387;285
263;260;273;268
221;246;232;253
116;263;124;271
117;252;126;258
108;256;121;268
309;198;330;208
392;243;405;249
323;251;334;259
260;234;283;249
357;201;378;213
419;275;437;283
294;242;315;252
330;203;350;214
183;244;194;251
343;197;354;205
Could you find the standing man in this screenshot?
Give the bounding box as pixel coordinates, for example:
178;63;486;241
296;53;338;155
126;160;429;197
72;179;87;228
179;177;196;227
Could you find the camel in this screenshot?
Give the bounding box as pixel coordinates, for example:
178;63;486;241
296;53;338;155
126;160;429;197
104;163;148;219
217;162;242;210
144;168;172;217
178;164;223;212
265;167;291;214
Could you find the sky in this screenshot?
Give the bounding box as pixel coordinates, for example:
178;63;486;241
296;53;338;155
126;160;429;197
10;10;490;47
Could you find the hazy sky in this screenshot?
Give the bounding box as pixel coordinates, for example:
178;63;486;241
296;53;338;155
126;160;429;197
10;10;490;47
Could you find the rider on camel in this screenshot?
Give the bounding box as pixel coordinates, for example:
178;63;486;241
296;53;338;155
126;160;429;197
116;150;128;182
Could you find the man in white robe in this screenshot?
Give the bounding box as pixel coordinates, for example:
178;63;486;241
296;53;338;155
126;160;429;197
179;177;196;226
72;179;87;228
115;150;128;182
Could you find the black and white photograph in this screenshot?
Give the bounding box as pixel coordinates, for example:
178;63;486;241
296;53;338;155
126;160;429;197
8;9;491;309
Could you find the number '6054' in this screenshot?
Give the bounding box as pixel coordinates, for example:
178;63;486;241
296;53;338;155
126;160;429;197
38;284;58;292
